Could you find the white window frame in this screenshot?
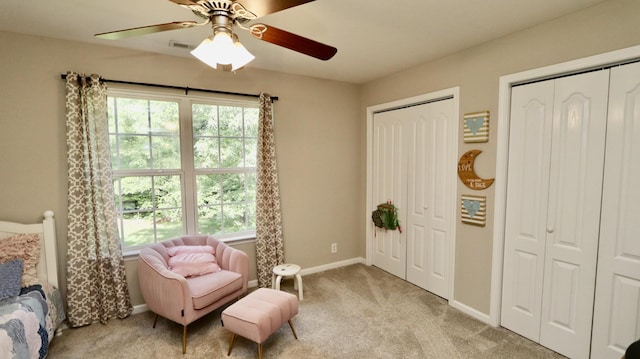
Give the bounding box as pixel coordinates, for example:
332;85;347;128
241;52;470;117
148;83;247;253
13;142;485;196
108;87;258;254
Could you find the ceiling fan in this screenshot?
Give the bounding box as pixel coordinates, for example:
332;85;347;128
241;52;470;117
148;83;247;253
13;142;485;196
95;0;337;70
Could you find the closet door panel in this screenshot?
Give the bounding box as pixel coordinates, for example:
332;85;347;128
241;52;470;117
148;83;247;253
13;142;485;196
406;105;430;288
501;80;555;341
592;61;640;359
540;70;609;359
406;99;452;298
372;110;407;279
426;99;452;298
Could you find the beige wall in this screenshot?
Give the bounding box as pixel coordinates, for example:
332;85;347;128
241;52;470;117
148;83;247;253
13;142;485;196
0;31;360;305
360;0;640;314
2;0;640;316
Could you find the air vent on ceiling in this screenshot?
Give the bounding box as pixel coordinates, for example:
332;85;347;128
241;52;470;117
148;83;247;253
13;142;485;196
169;40;196;50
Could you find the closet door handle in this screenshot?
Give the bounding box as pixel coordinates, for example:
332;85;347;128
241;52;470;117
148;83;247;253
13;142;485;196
546;227;554;233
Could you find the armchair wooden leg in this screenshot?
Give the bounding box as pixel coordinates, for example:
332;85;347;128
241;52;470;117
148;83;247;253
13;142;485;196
258;343;263;359
152;313;159;328
182;325;187;354
288;319;298;339
227;333;236;356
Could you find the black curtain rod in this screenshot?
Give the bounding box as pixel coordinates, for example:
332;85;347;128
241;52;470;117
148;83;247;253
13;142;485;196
60;73;278;101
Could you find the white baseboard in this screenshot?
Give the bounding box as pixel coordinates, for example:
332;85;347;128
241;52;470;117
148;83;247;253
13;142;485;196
132;303;149;315
299;257;366;276
450;299;492;326
131;257;366;314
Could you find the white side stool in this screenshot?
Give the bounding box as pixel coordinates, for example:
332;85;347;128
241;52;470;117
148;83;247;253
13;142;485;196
272;263;303;300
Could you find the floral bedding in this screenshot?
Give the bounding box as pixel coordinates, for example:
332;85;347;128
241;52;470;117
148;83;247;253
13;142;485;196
0;281;65;359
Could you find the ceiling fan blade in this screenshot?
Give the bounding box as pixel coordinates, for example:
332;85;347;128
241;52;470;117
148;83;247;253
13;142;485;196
95;21;199;40
168;0;200;5
236;0;315;18
250;24;337;61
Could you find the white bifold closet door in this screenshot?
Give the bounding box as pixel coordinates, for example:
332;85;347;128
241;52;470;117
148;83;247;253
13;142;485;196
501;69;609;359
591;61;640;359
371;98;453;298
372;108;408;280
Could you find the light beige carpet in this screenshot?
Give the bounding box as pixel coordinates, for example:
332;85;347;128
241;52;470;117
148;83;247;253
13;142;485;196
48;264;566;358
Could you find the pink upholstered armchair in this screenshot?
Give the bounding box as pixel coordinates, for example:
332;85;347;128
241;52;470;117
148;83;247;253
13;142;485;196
138;235;248;354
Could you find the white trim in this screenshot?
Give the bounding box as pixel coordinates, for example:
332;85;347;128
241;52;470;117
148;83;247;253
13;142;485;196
299;257;366;276
365;87;460;303
132;304;149;315
107;87;260;108
450;299;492;324
490;44;640;327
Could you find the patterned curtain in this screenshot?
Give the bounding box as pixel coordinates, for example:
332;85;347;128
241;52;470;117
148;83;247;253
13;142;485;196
64;72;132;327
255;93;285;288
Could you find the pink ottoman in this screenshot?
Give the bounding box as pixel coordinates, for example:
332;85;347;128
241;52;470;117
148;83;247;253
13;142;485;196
222;288;299;359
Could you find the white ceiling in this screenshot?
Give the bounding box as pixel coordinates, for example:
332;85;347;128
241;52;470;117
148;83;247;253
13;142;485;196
0;0;608;84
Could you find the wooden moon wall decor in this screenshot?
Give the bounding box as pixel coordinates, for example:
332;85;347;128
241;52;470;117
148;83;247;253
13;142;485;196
457;149;495;190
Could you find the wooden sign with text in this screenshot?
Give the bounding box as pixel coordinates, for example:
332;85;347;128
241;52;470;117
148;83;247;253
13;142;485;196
457;149;495;190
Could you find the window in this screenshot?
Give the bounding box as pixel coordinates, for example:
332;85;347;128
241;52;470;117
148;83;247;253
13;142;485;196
108;89;258;252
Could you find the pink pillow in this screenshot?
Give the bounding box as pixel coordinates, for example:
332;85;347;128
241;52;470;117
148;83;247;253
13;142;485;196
167;245;220;277
167;245;214;257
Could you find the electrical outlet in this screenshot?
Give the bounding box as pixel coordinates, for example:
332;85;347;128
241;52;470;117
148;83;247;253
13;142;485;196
331;243;337;253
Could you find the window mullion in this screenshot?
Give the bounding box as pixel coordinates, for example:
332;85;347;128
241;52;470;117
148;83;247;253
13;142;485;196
181;98;197;235
146;99;155;169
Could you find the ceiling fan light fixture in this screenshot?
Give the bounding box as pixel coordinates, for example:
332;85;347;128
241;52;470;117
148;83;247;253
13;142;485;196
209;31;235;64
231;35;255;71
191;27;255;71
191;36;218;69
96;0;337;69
